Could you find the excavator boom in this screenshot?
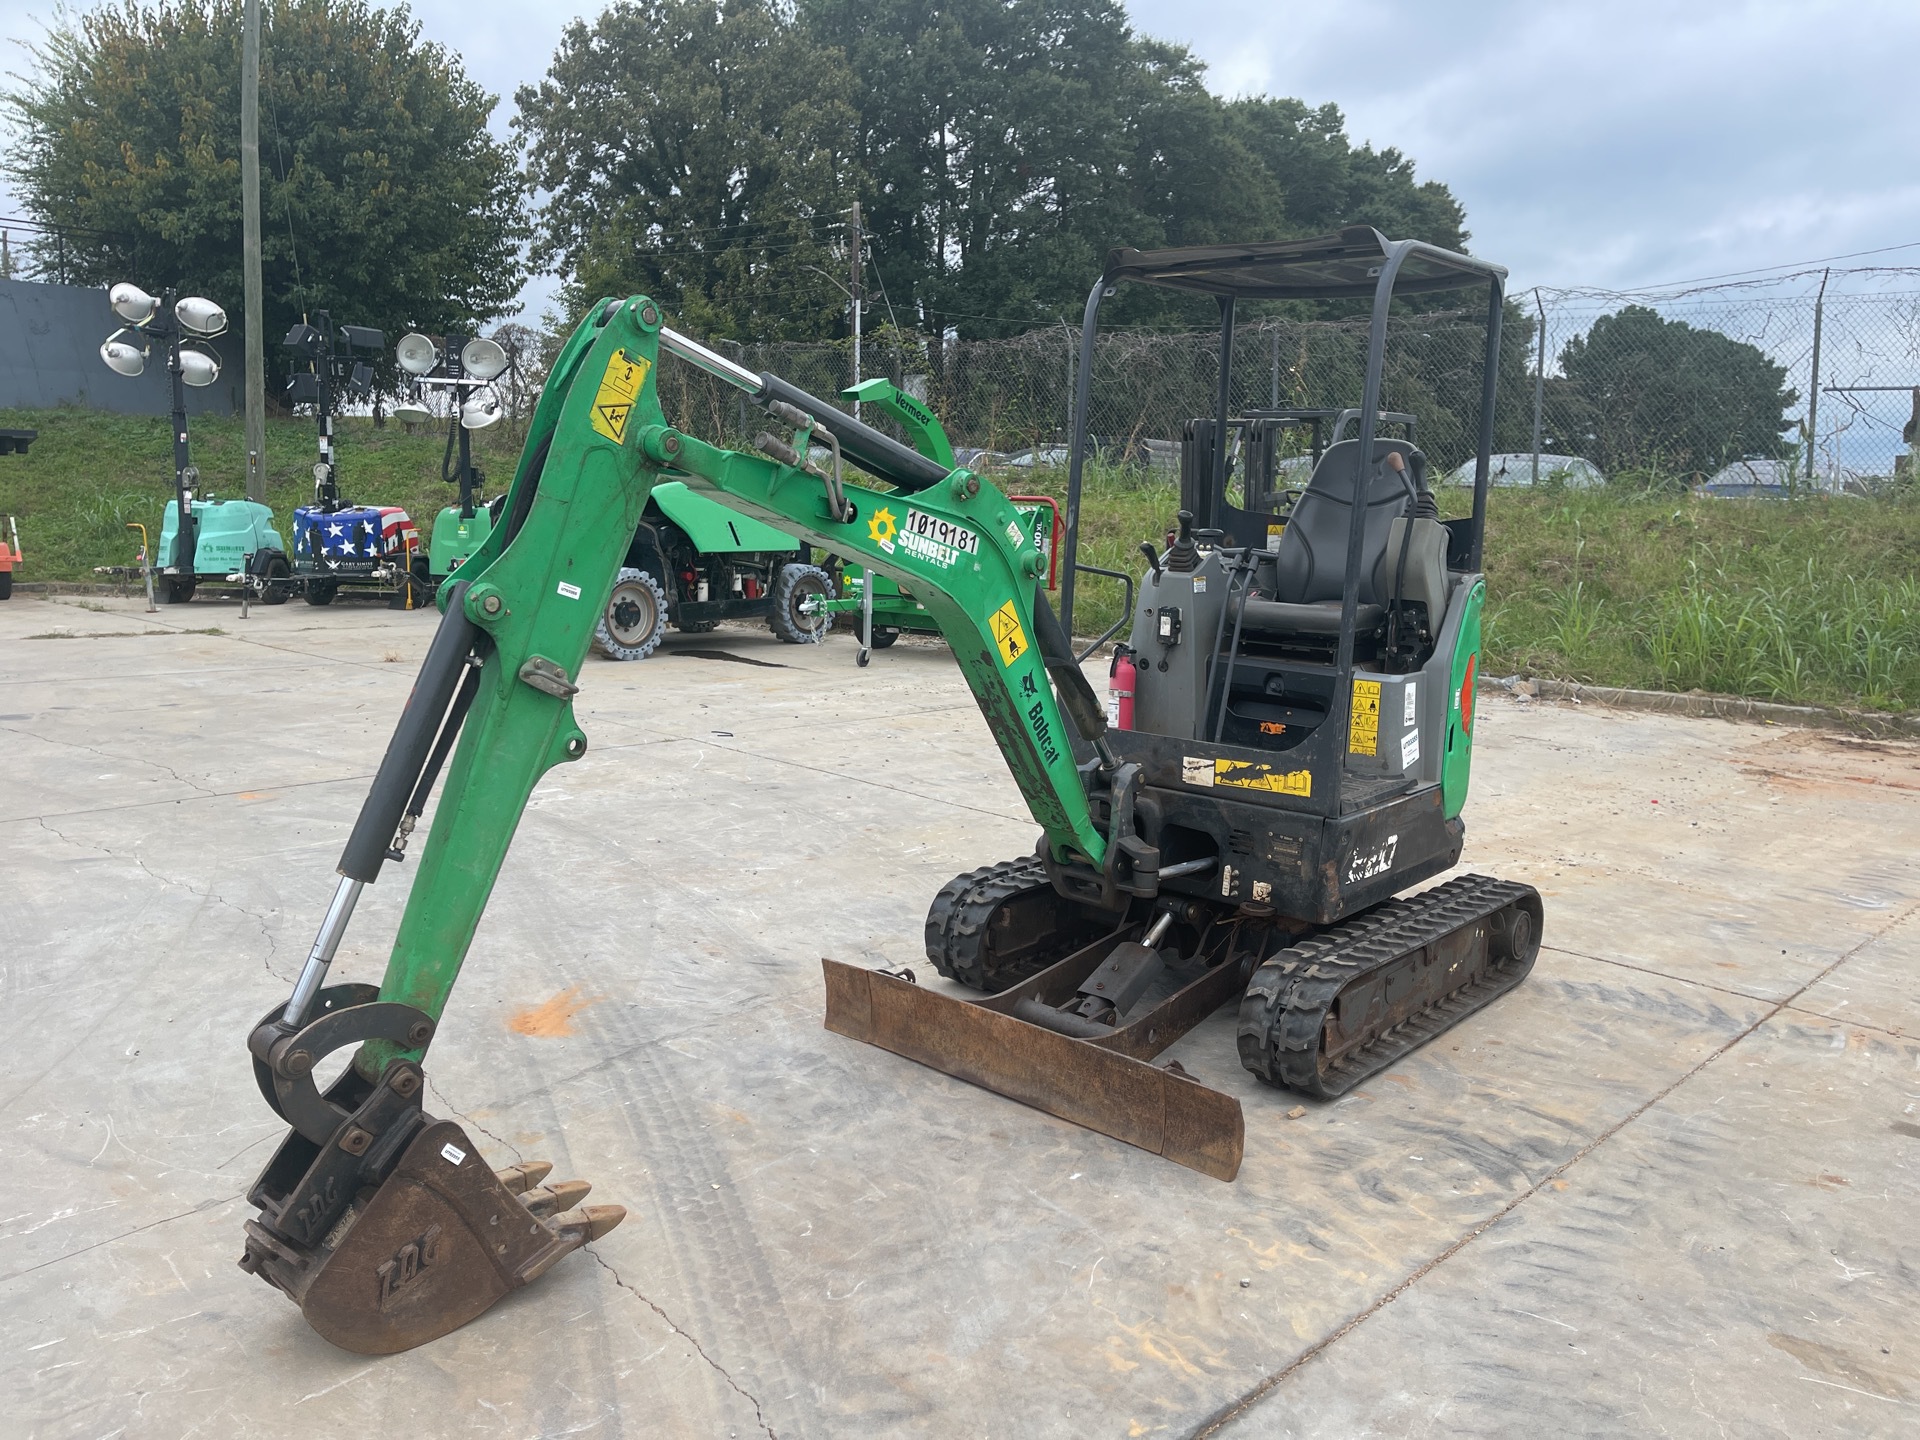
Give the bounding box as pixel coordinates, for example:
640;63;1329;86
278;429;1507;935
238;295;1132;1353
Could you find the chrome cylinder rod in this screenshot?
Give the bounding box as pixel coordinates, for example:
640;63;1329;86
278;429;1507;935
283;876;365;1027
660;327;762;394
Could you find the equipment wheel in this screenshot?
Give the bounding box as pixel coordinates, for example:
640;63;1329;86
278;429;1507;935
159;576;197;605
674;617;720;634
0;573;11;601
769;563;833;644
594;567;668;660
304;580;339;607
870;626;900;649
260;555;293;605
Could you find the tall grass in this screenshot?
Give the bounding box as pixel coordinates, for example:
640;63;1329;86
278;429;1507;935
0;405;523;578
1011;463;1920;713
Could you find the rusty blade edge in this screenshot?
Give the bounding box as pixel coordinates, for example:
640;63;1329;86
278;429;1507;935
821;959;1243;1182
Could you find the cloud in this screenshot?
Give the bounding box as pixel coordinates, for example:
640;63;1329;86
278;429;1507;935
1125;0;1920;289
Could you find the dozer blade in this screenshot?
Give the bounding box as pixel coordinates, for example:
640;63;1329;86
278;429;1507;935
823;958;1245;1181
241;1119;623;1356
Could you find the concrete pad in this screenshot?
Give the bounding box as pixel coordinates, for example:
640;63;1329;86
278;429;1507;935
2;593;1917;1438
1210;1011;1920;1439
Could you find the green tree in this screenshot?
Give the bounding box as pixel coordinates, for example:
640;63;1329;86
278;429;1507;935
3;0;526;383
515;0;859;341
1552;306;1798;475
517;0;1473;348
1226;98;1467;251
798;0;1289;339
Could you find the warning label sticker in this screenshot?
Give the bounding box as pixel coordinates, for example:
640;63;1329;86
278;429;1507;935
1349;678;1381;756
590;349;650;445
1213;759;1312;796
989;600;1028;667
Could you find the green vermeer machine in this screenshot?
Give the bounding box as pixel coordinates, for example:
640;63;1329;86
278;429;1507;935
235;227;1540;1356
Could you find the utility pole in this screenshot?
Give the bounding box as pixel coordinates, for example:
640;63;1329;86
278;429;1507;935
241;0;266;503
848;200;862;417
1806;267;1830;486
1530;288;1547;486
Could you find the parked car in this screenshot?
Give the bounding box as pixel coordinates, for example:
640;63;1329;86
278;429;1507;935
1446;452;1605;488
1693;480;1790;500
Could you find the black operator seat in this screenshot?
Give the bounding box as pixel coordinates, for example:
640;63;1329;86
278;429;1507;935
1237;437;1415;638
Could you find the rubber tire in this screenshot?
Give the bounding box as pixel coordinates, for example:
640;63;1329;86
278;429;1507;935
870;626;899;649
594;567;669;660
674;617;720;633
0;573;11;600
159;577;197;605
304;580;339;607
261;555;293;605
769;563;834;644
388;573;431;610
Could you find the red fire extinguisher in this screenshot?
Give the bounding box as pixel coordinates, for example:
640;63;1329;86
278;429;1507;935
1108;647;1136;730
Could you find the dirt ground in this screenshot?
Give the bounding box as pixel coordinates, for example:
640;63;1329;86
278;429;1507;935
2;591;1915;1438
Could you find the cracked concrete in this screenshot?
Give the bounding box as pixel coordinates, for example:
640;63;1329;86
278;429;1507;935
3;592;1918;1438
590;1250;780;1440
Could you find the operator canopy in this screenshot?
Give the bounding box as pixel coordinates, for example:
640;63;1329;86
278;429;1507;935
1102;225;1506;302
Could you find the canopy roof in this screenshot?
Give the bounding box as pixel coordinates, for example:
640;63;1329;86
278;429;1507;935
1101;226;1505;302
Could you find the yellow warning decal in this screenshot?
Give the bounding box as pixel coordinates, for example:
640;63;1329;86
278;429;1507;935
1214;759;1311;796
1349;677;1381;756
590;349;650;445
989;599;1029;667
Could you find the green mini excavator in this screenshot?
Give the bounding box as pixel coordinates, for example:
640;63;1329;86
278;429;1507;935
237;228;1541;1355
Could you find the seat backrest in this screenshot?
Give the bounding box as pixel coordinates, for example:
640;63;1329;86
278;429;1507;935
1270;438;1414;605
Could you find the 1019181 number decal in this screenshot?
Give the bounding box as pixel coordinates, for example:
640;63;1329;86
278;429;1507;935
895;509;981;568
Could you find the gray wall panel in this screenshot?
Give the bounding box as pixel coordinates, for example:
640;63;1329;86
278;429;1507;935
0;277;243;415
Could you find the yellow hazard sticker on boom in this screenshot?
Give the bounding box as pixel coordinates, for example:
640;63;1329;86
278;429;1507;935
590;349;650;445
989;600;1029;667
1349;678;1381;756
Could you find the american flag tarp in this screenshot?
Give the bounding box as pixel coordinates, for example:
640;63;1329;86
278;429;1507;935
294;505;419;566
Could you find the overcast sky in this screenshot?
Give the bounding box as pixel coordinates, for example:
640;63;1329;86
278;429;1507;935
4;0;1917;313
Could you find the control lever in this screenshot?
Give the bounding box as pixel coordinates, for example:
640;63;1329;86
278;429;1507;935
1138;540;1163;580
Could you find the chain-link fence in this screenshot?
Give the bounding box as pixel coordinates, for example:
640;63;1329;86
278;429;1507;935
651;267;1920;492
1533;269;1920;489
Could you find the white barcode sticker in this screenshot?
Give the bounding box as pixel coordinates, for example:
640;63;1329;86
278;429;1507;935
1401;729;1421;770
440;1142;467;1166
556;581;582;600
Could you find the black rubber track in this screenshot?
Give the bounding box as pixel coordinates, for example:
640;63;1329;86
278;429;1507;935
924;856;1113;993
1236;873;1542;1098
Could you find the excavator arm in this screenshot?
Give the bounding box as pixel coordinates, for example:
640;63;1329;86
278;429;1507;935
237;295;1123;1353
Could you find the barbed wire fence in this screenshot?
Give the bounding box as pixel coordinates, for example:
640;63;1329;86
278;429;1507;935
647;266;1920;491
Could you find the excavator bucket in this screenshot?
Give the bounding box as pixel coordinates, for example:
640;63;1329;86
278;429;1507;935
241;1119;623;1356
822;935;1248;1182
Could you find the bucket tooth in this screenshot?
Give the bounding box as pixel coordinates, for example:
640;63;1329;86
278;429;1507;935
554;1204;626;1244
492;1160;554;1195
520;1178;594;1217
517;1205;628;1286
